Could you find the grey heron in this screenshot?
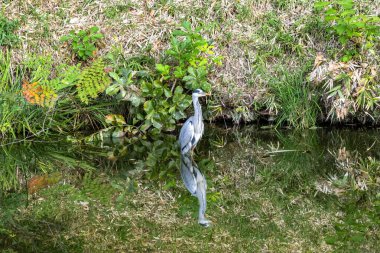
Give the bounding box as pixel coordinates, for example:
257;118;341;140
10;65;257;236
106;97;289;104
179;89;209;155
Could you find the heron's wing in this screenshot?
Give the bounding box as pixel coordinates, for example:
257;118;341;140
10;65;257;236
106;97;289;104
180;153;197;195
179;117;194;154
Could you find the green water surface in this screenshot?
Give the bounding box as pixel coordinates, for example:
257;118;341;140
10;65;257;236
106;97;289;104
0;126;379;252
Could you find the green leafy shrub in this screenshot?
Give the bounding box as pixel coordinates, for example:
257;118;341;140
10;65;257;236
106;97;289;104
166;21;222;91
0;15;19;47
61;26;104;60
314;0;380;61
76;59;111;104
106;22;221;132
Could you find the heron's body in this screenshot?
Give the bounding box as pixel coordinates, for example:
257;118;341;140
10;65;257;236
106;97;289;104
179;93;205;155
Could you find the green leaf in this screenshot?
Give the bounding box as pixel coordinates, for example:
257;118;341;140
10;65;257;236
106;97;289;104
172;30;187;36
140;121;152;131
144;100;154;113
314;1;331;9
325;8;337;15
60;35;70;42
187;66;195;76
340;10;355;17
164;88;172;98
334;24;347;35
90;26;100;33
105;114;126;125
155;64;170;75
201;82;212;92
109;72;120;82
152;120;162;129
341;54;352;62
182;21;191;31
174;86;183;95
105;84;120;96
129;94;143;107
92;33;104;39
325;15;337;22
174;66;186;78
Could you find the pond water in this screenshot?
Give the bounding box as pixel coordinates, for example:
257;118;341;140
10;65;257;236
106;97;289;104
0;126;379;252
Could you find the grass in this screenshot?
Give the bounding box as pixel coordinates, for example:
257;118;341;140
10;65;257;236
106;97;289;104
269;64;321;128
1;0;378;129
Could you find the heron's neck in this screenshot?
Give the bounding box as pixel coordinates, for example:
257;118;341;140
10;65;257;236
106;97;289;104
192;96;203;126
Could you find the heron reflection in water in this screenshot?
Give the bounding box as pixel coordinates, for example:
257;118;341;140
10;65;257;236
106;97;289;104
179;89;211;226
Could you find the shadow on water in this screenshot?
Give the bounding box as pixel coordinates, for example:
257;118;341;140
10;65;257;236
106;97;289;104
0;126;379;251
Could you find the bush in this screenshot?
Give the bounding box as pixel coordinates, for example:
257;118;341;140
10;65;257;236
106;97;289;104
106;22;222;132
314;0;380;61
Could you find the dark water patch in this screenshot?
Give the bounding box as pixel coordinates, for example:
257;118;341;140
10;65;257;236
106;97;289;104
0;126;379;251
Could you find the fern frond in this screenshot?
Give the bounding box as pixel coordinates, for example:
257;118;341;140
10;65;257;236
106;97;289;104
76;59;111;104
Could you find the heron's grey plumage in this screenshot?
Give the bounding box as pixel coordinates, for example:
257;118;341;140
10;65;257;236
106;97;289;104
179;117;195;155
179;90;205;154
178;89;210;226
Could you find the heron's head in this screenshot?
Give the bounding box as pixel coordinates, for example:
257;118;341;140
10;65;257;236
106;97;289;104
192;89;210;97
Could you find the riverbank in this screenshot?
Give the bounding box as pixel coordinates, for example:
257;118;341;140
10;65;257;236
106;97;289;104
1;0;379;140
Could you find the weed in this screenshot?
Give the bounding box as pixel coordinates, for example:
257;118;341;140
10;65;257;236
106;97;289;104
269;65;320;128
309;54;379;123
0;15;19;47
61;26;104;61
0;50;24;92
22;81;57;108
104;3;134;19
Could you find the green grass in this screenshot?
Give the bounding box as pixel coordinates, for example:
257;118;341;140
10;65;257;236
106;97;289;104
268;64;321;129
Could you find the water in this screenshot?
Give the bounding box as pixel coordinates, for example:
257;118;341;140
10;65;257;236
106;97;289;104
0;126;379;252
